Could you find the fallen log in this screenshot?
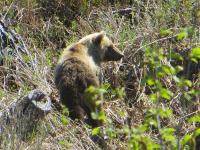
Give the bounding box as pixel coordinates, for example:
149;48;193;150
0;89;51;139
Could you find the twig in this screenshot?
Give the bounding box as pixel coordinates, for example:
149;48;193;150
1;1;14;22
128;34;178;59
178;110;199;122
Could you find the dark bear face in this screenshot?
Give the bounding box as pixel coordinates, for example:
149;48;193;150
103;44;124;61
92;31;124;62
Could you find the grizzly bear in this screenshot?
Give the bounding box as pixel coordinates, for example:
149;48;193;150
55;31;123;127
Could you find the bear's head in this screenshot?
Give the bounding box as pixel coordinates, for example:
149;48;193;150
78;31;124;64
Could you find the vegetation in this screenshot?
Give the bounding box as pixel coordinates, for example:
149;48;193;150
0;0;200;149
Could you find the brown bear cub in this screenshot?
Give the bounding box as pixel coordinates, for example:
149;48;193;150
55;31;123;127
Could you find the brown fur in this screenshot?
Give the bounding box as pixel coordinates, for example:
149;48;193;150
55;31;123;127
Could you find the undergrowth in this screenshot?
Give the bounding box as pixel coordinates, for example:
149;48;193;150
0;0;200;149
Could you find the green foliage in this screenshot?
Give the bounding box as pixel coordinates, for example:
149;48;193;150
188;115;200;124
91;111;107;122
177;31;188;41
61;105;70;125
85;84;124;125
86;84;126;140
181;134;192;147
128;125;160;150
160;128;177;147
36;0;102;26
190;47;200;63
58;140;73;148
160;28;173;37
61;115;69;126
139;27;200;149
92;127;101;135
159;88;173;100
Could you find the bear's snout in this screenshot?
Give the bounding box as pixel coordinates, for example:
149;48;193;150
104;46;124;61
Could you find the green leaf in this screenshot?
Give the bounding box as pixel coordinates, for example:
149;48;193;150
105;127;117;138
191;58;198;63
159;108;172;118
61;116;69;125
161;128;175;134
160;88;173;100
162;65;172;75
91;111;107;122
98;111;107;121
147;78;155;86
178;78;193;87
194;128;200;137
190;47;200;60
59;140;73;148
148;119;158;127
157;65;176;77
175;66;183;73
118;110;127;117
122;126;130;135
160;128;176;143
86;86;96;93
181;134;192;146
160;28;173;37
173;76;180;83
114;87;125;98
183;93;192;101
177;31;188;40
97;88;107;94
188;115;200;123
91;112;98;120
95;100;102;106
188;89;199;96
61;105;69;116
149;93;157;102
171;52;183;61
92;127;101;135
184;79;192;87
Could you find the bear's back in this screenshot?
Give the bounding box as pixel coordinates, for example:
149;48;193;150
55;57;99;107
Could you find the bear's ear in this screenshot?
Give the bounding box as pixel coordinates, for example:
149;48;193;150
93;31;105;45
